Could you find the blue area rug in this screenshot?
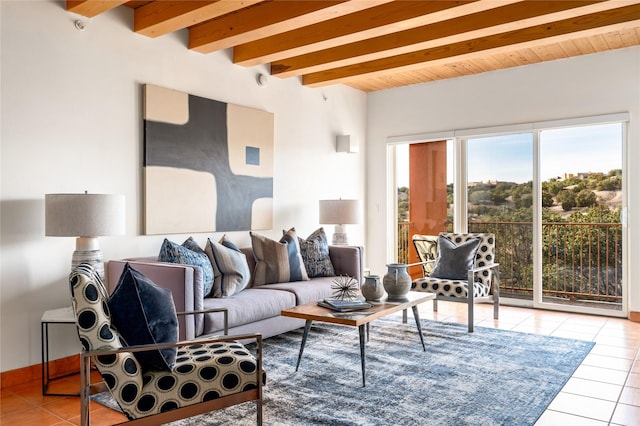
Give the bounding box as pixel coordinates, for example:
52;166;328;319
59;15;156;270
93;316;594;425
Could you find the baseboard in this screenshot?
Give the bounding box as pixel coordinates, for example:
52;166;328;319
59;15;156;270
1;354;79;389
630;311;640;323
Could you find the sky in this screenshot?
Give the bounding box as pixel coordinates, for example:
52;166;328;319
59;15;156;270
397;123;622;186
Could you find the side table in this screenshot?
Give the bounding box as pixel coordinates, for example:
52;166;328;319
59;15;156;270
41;306;78;396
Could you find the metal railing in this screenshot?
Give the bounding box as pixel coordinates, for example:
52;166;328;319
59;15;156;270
399;221;622;305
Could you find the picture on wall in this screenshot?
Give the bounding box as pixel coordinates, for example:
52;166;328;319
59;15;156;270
143;84;274;235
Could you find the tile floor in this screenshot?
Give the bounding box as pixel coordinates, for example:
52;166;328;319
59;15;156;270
1;302;639;425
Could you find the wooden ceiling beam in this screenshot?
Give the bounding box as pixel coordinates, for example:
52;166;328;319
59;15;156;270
232;0;508;67
272;1;607;78
134;0;263;38
66;0;129;18
302;4;640;87
191;1;359;53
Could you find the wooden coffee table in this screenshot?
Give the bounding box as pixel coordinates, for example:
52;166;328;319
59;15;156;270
280;291;436;386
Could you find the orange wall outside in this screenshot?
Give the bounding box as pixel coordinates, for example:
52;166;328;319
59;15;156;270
407;141;448;279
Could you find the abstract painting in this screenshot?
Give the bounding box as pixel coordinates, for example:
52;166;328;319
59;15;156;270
143;84;274;235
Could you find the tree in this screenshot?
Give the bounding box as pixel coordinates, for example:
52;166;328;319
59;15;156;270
556;190;576;211
575;189;597;207
542;191;554;207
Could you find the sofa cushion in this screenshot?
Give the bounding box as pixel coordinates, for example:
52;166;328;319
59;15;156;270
430;234;481;280
256;276;335;305
250;229;309;285
297;227;335;278
201;288;297;334
109;263;178;372
204;235;250;298
159;238;215;297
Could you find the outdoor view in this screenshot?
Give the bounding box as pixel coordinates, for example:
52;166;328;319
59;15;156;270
398;122;623;311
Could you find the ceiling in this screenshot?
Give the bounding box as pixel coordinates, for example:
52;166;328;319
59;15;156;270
66;0;640;92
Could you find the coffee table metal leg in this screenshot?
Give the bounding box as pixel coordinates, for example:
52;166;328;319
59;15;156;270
295;320;313;371
412;305;426;351
359;324;366;387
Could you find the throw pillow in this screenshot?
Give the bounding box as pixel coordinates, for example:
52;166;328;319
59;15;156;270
430;235;481;280
251;229;309;285
109;263;178;372
297;227;335;278
204;235;251;298
158;238;215;297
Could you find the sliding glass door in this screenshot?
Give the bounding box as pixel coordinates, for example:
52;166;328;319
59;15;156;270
392;115;626;316
538;123;623;313
466;133;534;303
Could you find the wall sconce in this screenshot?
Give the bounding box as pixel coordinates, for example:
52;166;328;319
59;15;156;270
319;199;360;245
336;135;359;153
45;192;125;278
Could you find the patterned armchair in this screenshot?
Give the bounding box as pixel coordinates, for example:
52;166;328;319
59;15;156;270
69;263;264;425
411;233;500;332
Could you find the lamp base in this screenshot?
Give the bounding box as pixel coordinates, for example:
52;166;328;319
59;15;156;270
72;237;104;279
332;224;349;245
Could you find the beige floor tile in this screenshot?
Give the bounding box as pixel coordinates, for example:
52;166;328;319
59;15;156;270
561;377;622;401
582;353;634;371
625;372;640;388
547;392;616;422
572;365;629;385
590;343;638;360
619;386;640;406
551;329;597;341
610;403;640;425
535;409;608;425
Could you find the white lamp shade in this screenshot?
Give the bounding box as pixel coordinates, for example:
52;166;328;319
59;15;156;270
45;193;126;237
319;199;360;225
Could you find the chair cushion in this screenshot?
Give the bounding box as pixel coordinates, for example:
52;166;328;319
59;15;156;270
159;238;215;297
109;263;179;372
430;235;481;280
297;227;335;278
204;235;251;298
115;341;262;420
411;277;491;298
250;229;309;285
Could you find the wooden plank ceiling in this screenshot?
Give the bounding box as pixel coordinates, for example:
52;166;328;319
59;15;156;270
66;0;640;92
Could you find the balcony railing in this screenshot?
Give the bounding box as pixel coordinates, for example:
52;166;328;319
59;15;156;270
398;221;622;307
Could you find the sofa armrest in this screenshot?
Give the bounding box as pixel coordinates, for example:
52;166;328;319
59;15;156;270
328;245;364;283
106;260;205;340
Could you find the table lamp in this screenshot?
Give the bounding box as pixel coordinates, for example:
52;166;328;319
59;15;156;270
45;192;125;278
319;199;360;245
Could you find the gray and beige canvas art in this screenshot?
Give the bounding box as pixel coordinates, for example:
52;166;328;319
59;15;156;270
143;84;274;235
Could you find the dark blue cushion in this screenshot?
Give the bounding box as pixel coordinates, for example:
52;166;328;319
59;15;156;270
109;263;178;372
430;235;481;280
158;238;215;297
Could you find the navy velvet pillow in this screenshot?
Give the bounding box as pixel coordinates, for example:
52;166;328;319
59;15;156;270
430;235;481;280
109;263;178;372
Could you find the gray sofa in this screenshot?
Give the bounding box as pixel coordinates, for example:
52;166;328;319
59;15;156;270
107;245;363;341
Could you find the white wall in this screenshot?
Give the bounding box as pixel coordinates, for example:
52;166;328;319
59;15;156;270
366;46;640;314
0;0;366;372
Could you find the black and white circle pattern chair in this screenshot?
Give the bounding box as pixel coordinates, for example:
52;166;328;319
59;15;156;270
69;263;264;425
411;233;500;332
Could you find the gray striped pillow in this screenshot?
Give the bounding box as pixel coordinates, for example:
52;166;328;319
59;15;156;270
250;229;309;286
204;236;250;298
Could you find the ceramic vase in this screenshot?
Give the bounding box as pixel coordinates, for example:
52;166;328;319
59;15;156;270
361;275;385;301
383;263;411;299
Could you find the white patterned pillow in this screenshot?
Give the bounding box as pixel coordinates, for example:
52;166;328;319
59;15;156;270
297;227;335;278
251;229;309;285
204;235;251;298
